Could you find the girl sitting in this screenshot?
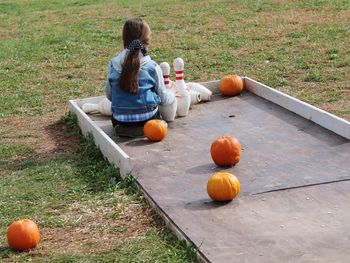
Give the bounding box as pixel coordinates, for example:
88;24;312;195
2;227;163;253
105;17;174;137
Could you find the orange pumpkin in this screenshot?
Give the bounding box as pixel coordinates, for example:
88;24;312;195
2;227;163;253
210;136;241;166
143;119;168;141
7;219;40;251
219;75;244;96
207;172;240;201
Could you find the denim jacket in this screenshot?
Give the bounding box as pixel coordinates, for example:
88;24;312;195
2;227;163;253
105;49;175;115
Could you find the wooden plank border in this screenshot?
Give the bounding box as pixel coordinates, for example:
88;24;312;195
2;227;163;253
134;180;210;263
68;98;132;177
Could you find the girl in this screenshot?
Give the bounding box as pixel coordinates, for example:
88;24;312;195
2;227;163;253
105;18;175;137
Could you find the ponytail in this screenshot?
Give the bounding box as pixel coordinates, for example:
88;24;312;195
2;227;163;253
118;18;150;94
119;50;140;94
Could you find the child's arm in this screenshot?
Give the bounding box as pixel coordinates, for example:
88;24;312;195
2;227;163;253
104;62;112;101
154;65;175;105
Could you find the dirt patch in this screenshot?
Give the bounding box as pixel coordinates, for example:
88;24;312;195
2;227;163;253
255;8;350;28
0;29;17;40
1;110;80;165
39;195;157;256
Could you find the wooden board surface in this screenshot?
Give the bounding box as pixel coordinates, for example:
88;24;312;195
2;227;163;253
90;91;350;262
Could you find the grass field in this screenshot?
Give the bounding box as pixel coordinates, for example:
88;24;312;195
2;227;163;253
0;0;349;262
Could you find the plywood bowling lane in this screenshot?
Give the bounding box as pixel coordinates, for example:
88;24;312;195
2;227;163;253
88;87;350;262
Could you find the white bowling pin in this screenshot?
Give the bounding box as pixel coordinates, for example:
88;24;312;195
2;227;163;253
159;62;177;122
189;90;201;105
160;62;172;89
187;82;212;101
173;58;191;117
81;97;112;116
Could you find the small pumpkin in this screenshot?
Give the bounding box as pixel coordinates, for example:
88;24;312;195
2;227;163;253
7;219;40;251
143;119;168;141
219;75;244;96
207;172;240;201
210;136;241;166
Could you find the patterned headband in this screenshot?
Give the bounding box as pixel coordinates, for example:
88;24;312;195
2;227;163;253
127;39;148;56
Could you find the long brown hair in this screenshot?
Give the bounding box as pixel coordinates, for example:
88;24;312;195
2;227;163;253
119;18;150;93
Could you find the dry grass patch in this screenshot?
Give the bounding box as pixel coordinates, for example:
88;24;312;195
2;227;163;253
1;111;79;159
40;196;156;255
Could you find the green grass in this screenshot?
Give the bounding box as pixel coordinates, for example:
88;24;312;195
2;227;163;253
0;0;349;261
0;144;35;166
37;230;197;263
0;0;349;119
0;131;121;228
0;115;198;262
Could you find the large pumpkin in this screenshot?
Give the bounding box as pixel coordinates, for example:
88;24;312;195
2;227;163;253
143;119;168;141
219;75;244;96
207;172;240;201
210;136;241;166
7;219;40;251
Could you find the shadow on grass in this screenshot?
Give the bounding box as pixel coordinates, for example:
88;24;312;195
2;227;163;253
53;112;124;193
1;111;80;173
0;246;12;259
2;111;125;194
44;111;139;195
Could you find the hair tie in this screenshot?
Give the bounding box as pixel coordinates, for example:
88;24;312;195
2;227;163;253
127;39;148;56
